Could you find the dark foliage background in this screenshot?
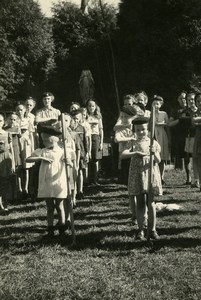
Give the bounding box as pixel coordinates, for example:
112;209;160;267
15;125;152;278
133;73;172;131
1;0;201;132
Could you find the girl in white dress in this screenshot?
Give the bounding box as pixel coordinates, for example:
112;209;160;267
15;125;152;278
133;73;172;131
27;127;73;237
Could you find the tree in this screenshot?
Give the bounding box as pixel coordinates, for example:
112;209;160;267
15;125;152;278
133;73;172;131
117;0;201;103
51;0;119;129
0;0;55;106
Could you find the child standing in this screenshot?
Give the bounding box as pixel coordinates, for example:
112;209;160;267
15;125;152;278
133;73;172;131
152;95;170;184
16;103;33;199
121;117;162;240
0;113;14;212
26;126;72;236
114;111;134;185
70;109;89;199
86;99;103;185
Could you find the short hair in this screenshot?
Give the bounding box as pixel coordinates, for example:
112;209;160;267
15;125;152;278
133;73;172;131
134;91;148;105
123;94;135;103
153;95;164;102
25;97;36;107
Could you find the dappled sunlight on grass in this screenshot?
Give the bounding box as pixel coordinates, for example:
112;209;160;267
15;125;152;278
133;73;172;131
0;169;201;299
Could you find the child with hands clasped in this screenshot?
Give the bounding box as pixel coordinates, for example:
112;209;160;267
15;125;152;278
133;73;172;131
121;117;162;241
26;126;73;237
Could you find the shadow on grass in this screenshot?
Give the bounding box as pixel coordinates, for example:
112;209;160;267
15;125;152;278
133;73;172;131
157;209;199;217
1;223;201;254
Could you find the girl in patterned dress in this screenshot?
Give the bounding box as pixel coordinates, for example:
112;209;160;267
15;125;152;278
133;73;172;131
121;117;162;240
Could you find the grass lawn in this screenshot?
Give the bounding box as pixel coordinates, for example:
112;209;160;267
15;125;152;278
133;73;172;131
0;169;201;300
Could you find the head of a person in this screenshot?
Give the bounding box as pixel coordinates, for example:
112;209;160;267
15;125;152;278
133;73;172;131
177;91;187;108
16;103;26;118
132;117;149;140
69;102;80;113
8;112;18;126
0;113;4;129
63;113;72;128
41;132;59;148
42;92;54;108
195;93;201;109
135;91;148;106
86;99;101;117
25;97;36;113
123;94;135;107
119;111;133;125
71;109;82;127
80;107;88;121
152;95;164;110
186;91;195;107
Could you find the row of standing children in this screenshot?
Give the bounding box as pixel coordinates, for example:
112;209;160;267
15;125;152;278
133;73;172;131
0;92;104;237
114;89;201;240
0;98;37;211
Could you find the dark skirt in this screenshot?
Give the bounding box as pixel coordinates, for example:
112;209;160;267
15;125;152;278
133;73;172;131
91;134;102;161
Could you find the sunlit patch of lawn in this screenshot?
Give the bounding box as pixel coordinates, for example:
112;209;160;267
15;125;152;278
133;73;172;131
0;169;201;300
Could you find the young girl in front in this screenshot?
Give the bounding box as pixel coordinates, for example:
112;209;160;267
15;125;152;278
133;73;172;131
86;99;103;185
27;127;72;237
121;117;162;240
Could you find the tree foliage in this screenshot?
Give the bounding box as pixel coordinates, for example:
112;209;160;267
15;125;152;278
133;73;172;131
117;0;201;103
0;0;55;105
51;1;118;125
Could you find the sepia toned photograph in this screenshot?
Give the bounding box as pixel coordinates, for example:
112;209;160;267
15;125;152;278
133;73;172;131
0;1;201;299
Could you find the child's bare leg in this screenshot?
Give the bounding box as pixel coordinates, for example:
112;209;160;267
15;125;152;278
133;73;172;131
192;156;199;186
147;193;160;240
184;157;191;183
65;196;72;223
24;169;29;194
77;169;83;194
136;194;146;231
159;160;165;182
129;195;136;222
55;199;65;226
45;199;55;227
17;174;22;193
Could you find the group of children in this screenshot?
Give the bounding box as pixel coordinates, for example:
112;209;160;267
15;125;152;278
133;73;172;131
114;90;201;240
1;89;200;241
0;92;104;236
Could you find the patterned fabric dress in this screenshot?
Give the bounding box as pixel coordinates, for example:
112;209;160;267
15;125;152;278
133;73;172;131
128;137;162;196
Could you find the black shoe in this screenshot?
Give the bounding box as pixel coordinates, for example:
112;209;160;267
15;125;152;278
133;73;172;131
149;230;160;240
135;230;145;241
58;225;66;236
46;227;54;238
76;193;82;200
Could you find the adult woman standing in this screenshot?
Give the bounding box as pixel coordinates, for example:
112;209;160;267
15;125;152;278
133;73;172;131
169;91;191;184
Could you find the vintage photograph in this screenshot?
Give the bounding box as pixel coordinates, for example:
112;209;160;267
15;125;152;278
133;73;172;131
0;0;201;299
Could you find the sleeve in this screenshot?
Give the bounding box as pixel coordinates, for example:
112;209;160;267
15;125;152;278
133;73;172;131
164;112;169;123
31;148;43;157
